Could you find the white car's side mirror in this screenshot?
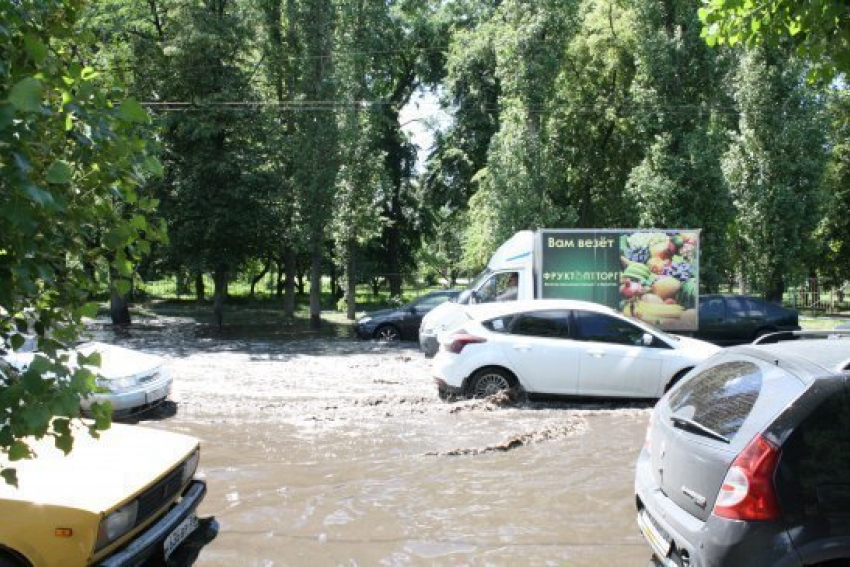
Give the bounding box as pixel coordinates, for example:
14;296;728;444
642;333;654;347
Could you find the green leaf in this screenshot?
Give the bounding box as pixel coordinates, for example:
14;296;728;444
8;440;32;461
54;432;73;454
9;78;43;113
115;278;132;295
788;21;801;36
118;98;149;124
23;35;48;64
46;161;73;184
10;334;24;350
24;184;54;206
76;302;100;319
1;468;18;487
131;214;148;230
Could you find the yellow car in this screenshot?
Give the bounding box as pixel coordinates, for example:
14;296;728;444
0;424;207;566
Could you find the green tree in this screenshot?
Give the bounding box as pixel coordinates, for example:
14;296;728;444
698;0;850;82
332;0;388;319
291;0;339;326
722;48;827;300
146;0;268;325
1;0;161;484
625;0;734;292
815;88;850;286
464;0;581;267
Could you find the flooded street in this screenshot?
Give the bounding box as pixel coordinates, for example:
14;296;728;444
92;317;654;566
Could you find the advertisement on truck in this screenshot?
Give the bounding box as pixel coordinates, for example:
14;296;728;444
536;229;700;331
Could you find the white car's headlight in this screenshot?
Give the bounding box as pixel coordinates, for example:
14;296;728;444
96;376;140;392
96;371;163;393
96;500;138;549
359;317;373;324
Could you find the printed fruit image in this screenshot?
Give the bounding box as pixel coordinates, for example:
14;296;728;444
634;299;685;322
651;276;681;300
649;239;672;260
642;293;664;304
647;257;668;275
621;260;651;282
620;280;642;298
679;309;697;326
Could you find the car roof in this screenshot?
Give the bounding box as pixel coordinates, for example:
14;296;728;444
731;339;850;377
461;299;616;320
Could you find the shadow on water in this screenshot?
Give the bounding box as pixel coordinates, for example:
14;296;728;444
113;400;179;425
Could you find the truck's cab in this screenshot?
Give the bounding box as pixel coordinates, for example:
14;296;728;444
419;231;535;357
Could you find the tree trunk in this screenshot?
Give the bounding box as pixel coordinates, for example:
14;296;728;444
213;267;228;327
765;272;784;303
309;235;322;329
109;270;131;326
195;272;206;301
345;237;356;321
249;257;272;298
284;247;297;315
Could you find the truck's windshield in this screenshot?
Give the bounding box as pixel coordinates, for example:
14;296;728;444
457;269;493;305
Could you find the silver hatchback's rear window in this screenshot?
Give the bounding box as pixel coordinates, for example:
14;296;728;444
668;361;763;440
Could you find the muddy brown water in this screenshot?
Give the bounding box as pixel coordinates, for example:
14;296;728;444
89;318;655;566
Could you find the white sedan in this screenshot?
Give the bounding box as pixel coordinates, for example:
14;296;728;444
3;339;172;418
433;299;720;400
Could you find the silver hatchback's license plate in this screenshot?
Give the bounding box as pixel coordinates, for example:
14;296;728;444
637;509;671;559
164;513;198;559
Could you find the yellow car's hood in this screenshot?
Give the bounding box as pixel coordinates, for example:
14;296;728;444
0;423;198;513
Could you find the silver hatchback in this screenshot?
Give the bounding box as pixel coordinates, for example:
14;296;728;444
635;335;850;567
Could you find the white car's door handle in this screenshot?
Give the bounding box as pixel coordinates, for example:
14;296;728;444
588;349;605;357
512;343;532;352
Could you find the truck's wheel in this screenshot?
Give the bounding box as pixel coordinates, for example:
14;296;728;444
470;368;514;398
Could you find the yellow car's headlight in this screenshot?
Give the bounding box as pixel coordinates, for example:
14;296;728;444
96;500;138;550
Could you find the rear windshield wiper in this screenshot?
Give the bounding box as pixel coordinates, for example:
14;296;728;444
670;415;730;444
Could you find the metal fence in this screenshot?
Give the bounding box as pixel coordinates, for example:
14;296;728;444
786;286;850;314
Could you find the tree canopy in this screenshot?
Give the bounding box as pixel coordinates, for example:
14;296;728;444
698;0;850;82
1;0;162;484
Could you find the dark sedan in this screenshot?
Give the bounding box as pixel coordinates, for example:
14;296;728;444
693;294;800;345
355;290;461;342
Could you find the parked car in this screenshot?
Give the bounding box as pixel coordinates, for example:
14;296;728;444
432;299;720;401
2;339;172;419
0;423;209;566
355;290;461;342
694;294;800;345
635;335;850;567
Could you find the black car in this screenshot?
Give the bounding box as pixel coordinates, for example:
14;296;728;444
354;290;461;341
635;333;850;567
694;294;800;345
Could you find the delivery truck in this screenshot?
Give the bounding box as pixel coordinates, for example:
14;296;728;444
419;228;700;357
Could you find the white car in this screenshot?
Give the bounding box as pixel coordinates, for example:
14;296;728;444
433;299;720;400
3;339;172;418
